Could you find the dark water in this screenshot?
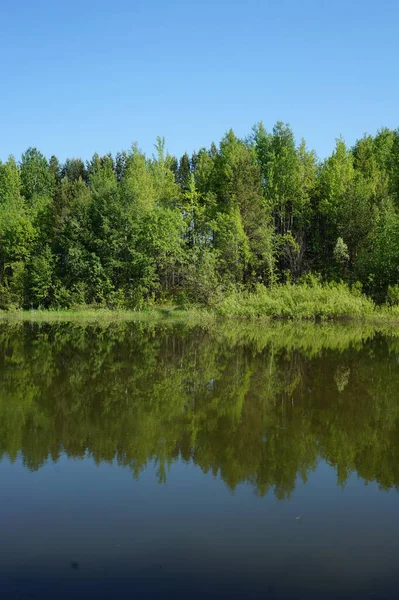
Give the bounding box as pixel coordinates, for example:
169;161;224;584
1;320;399;599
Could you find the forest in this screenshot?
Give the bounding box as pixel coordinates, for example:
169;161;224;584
1;122;399;312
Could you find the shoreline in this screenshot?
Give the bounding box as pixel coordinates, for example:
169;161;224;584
0;305;398;325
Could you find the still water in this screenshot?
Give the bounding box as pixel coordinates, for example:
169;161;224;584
0;320;399;599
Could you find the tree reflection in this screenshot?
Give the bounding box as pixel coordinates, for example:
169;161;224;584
0;321;398;498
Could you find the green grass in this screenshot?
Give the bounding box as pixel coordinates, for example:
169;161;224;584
214;281;379;321
0;305;216;324
0;281;398;323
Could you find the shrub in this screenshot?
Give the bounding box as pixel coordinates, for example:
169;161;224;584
214;279;375;321
387;285;399;306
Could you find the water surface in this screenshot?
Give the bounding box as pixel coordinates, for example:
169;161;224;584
1;320;399;599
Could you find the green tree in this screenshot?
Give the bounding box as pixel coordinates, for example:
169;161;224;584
20;148;55;203
26;246;55;307
0;157;35;307
213;129;274;284
253;122;315;278
311;138;354;275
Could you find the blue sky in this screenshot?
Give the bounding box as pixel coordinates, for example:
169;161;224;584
0;0;397;162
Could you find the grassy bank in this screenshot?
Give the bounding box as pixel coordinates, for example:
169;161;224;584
213;281;397;321
0;306;216;324
1;282;399;323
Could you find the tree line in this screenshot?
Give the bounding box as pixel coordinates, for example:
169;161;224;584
1;122;399;309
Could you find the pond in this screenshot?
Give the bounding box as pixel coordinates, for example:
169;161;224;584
0;320;399;599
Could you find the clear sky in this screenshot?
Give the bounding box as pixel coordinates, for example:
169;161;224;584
0;0;397;162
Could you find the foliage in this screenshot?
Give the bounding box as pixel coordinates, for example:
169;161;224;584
0;123;398;310
214;279;375;320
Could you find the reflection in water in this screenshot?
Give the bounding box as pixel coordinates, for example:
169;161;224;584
1;320;399;498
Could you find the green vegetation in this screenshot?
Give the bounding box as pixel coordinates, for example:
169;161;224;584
1;320;399;498
2;280;399;322
215;278;376;320
1;124;399;317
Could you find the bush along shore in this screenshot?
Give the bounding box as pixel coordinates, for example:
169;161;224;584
1;281;399;323
1;122;399;315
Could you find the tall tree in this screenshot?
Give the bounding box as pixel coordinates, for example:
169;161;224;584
253;122;315;278
20;148;55;203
